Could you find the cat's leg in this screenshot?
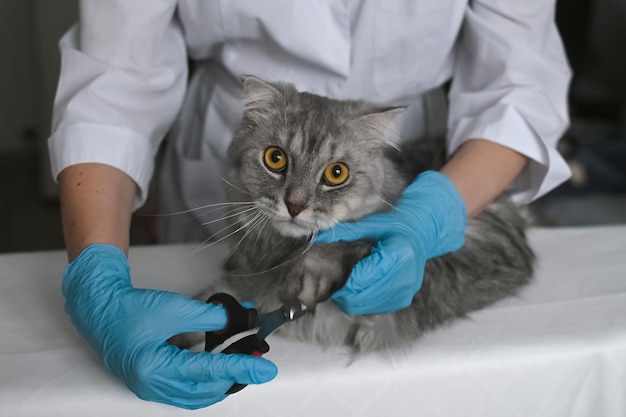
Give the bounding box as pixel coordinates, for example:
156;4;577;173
297;239;374;309
277;300;359;348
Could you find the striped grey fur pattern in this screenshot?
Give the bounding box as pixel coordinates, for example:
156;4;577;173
191;76;534;354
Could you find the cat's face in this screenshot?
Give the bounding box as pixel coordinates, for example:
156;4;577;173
227;76;402;238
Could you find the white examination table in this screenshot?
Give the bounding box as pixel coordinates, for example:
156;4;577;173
1;226;625;416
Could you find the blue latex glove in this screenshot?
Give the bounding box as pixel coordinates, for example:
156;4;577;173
316;171;467;315
63;244;277;409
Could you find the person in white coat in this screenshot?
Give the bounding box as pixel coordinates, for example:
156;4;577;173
50;0;571;409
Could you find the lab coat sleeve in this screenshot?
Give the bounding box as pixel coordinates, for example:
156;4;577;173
48;0;187;208
447;0;572;203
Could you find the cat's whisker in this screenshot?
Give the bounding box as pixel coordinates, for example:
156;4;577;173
222;212;270;265
227;257;298;277
327;214;341;225
176;204;256;226
230;212;267;250
196;212;265;253
281;84;288;130
322;216;342;241
251;215;272;254
387;141;401;152
378;197;397;210
231;229;317;277
300;229;318;256
215;209;261;237
189;210;260;258
244;213;270;244
194;203;256;220
200;205;258;226
221;177;254;197
187;234;217;261
184;209;258;260
142;201;257;217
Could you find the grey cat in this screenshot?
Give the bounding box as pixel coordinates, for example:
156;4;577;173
186;75;534;353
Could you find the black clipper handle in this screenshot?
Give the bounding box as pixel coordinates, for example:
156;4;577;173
221;334;270;394
204;292;257;351
204;293;269;395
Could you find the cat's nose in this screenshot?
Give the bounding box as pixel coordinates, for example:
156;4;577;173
285;199;306;218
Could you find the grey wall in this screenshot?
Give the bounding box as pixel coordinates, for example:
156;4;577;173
0;1;38;153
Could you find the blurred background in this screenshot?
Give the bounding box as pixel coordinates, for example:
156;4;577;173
0;0;625;253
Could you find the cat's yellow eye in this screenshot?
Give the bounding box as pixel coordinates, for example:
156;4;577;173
263;146;287;172
323;162;349;186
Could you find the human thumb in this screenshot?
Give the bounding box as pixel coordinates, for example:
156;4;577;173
315;214;388;243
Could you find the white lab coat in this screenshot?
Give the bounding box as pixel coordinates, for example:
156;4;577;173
49;0;571;242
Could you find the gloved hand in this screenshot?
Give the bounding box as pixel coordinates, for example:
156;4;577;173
63;244;277;409
316;171;467;315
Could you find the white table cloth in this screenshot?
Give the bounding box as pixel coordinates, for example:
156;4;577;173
1;226;625;417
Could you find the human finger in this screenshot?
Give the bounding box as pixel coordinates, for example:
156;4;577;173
176;350;278;385
315;214;389;243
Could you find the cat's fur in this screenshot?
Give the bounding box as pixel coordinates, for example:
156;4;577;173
182;76;534;353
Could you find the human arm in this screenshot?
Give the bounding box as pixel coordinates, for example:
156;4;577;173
61;241;278;409
59;163;135;261
58;164;278;409
440;139;527;218
317;138;527;315
319;0;570;315
447;0;571;203
52;2;277;408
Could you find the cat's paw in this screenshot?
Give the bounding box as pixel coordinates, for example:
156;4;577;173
297;239;375;307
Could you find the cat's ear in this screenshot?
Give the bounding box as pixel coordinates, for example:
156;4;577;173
240;75;284;120
352;106;406;143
